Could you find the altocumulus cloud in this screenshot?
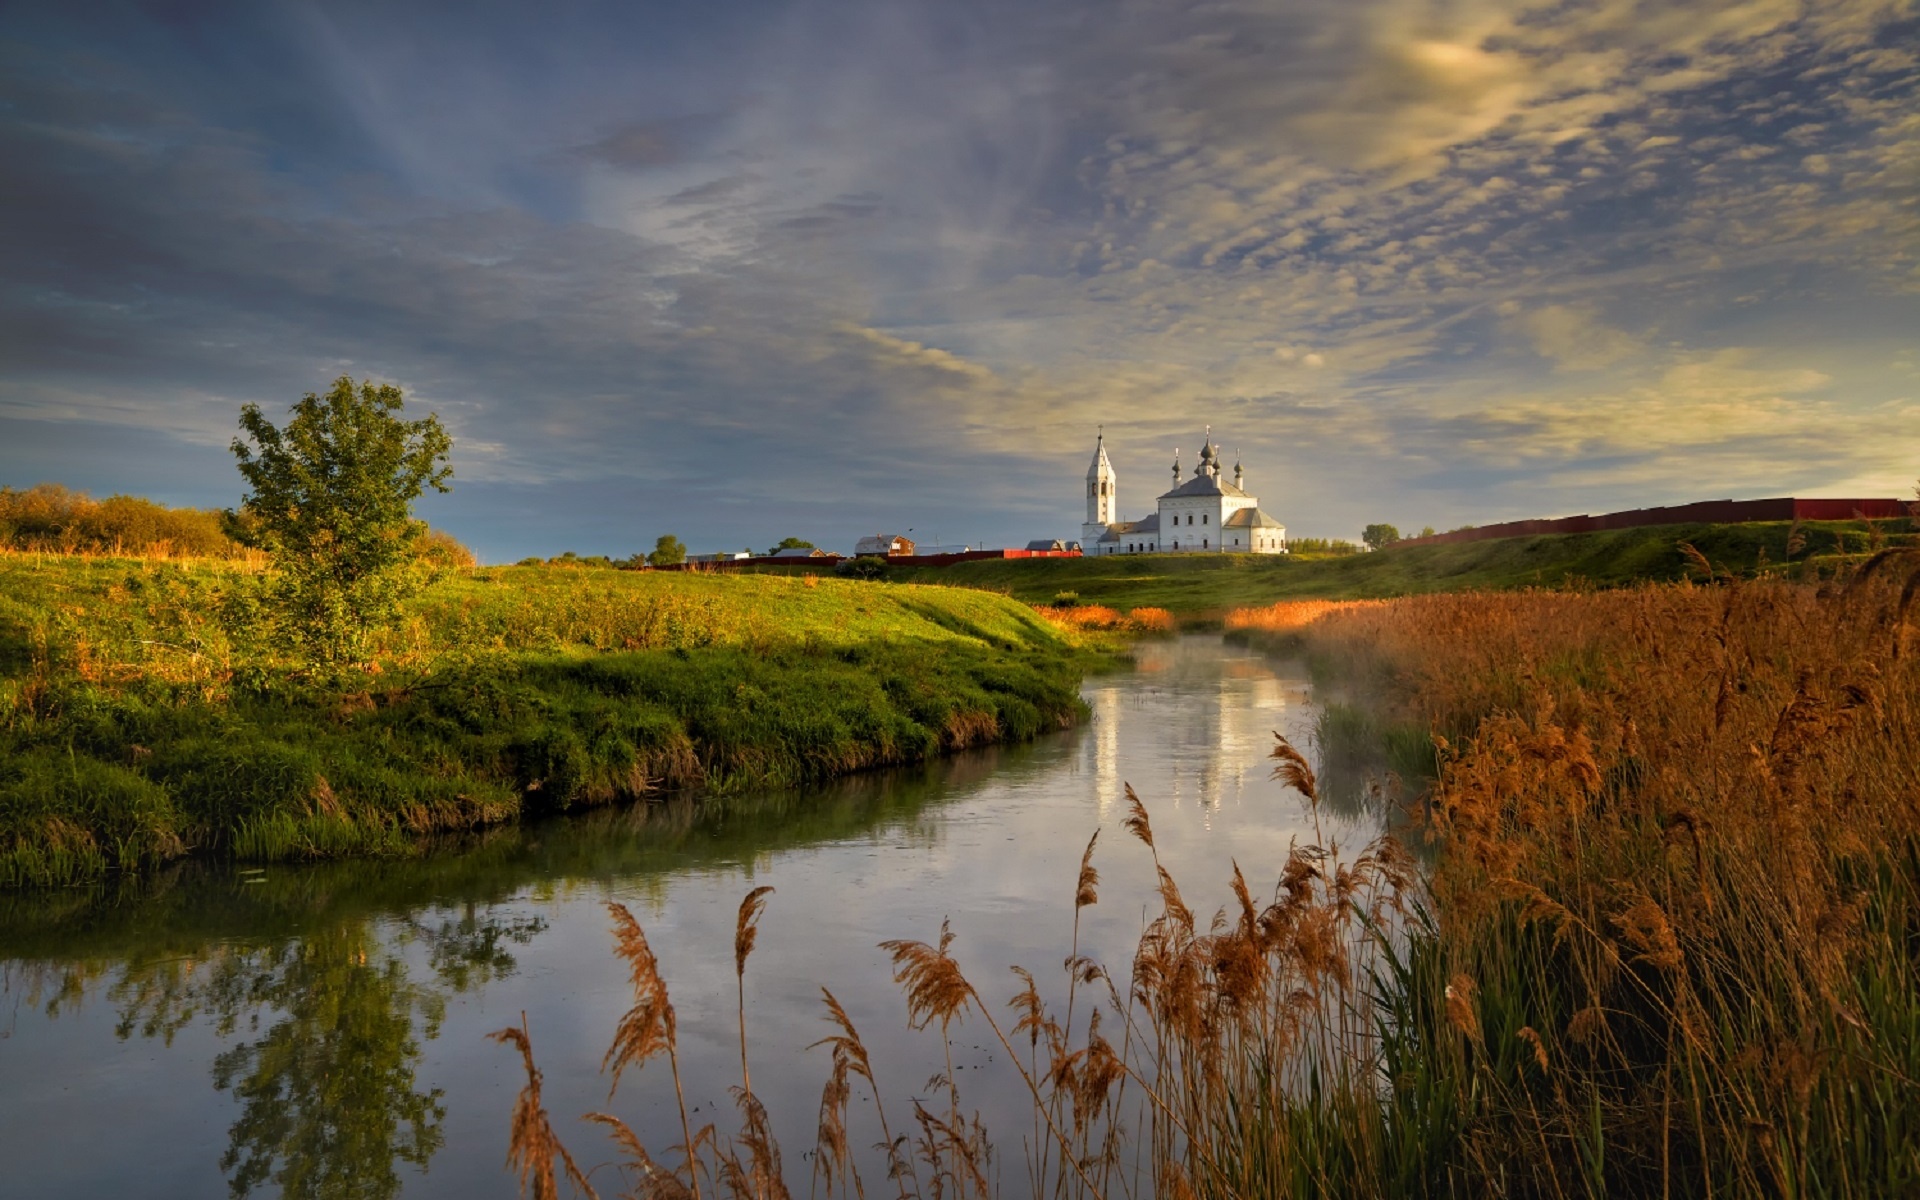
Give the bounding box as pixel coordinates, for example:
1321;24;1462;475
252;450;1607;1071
0;0;1914;558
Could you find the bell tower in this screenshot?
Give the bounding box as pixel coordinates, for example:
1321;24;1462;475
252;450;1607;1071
1082;428;1118;546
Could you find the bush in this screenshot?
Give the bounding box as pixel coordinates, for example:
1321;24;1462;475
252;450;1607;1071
836;556;889;580
0;484;239;557
418;528;477;569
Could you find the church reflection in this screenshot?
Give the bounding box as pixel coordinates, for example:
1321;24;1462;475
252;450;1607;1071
1083;636;1313;831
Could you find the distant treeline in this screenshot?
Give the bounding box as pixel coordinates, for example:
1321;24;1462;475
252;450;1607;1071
0;483;473;566
1287;536;1363;556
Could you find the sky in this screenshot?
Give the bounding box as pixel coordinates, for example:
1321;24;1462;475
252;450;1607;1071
1;0;1915;562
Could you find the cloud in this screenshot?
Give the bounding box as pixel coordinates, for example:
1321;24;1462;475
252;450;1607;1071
0;0;1915;557
576;115;729;169
1507;305;1640;371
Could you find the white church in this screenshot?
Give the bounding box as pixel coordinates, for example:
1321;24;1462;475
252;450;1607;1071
1079;429;1288;555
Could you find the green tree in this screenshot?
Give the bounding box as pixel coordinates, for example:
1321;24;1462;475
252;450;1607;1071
1361;523;1401;550
767;536;815;555
1419;525;1436;538
647;534;686;567
231;378;452;663
836;555;888;580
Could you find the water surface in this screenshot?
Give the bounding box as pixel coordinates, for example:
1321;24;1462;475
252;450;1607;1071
0;635;1383;1197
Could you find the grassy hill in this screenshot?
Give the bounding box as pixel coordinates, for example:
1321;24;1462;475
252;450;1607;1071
0;556;1098;887
886;519;1911;619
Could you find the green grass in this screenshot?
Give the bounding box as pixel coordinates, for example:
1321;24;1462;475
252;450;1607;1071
884;519;1913;619
0;555;1098;887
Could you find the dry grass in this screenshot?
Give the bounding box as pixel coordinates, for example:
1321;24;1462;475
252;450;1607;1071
1221;599;1382;635
1126;607;1177;634
1228;561;1920;1195
1038;604;1180;636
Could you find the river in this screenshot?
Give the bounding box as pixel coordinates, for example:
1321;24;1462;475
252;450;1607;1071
0;634;1387;1197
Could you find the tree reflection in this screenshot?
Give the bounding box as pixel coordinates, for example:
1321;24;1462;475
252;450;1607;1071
96;904;545;1199
208;924;444;1199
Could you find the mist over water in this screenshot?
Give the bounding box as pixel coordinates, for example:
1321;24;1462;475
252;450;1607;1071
0;636;1384;1197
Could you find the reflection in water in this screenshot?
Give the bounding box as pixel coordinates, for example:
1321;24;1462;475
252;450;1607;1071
108;909;543;1198
208;925;447;1200
1127;638;1311;832
0;636;1379;1198
0;744;1017;1197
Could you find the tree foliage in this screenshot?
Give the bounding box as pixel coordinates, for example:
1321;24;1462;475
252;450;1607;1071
836;555;888;580
1361;523;1401;550
232;377;453;663
0;483;241;557
647;534;687;567
767;536;815;555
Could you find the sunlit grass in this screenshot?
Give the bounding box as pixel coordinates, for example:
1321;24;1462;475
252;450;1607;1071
0;556;1098;887
887;519;1915;619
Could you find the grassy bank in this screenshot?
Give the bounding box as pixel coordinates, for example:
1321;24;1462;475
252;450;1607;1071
0;555;1097;887
886;518;1912;619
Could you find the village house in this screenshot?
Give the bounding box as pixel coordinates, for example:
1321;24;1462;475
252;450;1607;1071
853;534;916;557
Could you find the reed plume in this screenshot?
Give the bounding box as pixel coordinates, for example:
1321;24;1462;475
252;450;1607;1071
734;885;774;1099
1074;830;1100;910
491;1013;597;1200
1121;784;1154;853
604;901;701;1200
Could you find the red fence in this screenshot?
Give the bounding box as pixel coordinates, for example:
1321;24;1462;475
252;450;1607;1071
1399;498;1912;548
895;548;1082;567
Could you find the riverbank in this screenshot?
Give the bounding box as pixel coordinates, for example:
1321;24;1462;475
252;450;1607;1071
887;518;1912;619
0;634;1324;1200
0;555;1100;887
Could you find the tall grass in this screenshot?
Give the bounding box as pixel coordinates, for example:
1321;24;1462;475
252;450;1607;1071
1038;604;1179;635
1242;565;1920;1195
498;564;1920;1198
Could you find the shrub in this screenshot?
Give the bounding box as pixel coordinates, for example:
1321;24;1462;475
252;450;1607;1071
0;484;240;558
231;377;454;664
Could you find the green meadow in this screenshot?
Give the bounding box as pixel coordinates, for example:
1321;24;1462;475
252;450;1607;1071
0;556;1095;888
887;519;1909;619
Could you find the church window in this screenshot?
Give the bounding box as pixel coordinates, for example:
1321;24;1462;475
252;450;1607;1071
1202;513;1208;524
1203;538;1209;549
